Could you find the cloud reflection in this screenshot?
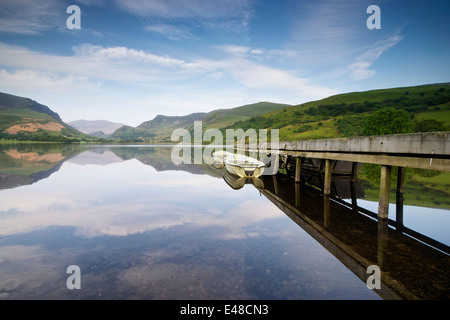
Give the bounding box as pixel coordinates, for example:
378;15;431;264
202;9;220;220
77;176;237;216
0;155;284;240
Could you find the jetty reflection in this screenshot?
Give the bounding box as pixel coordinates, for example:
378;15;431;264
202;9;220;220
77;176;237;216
252;173;450;300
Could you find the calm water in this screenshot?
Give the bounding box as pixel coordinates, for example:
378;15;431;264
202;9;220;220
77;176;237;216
0;144;449;300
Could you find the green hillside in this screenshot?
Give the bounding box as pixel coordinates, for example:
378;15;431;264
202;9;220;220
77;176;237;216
111;101;290;142
201;102;292;130
230;83;450;141
3;83;449;143
0;92;92;142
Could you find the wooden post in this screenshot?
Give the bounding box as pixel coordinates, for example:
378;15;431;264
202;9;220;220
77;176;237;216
323;196;330;227
295;182;300;207
377;219;389;267
396;167;405;230
351;162;358;181
350;162;359;213
323;159;332;196
350;180;358;213
273;175;279;196
295;157;302;183
378;165;391;220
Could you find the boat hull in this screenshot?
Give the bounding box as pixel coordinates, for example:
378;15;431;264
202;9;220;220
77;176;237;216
225;162;265;178
224;154;265;178
213;151;266;178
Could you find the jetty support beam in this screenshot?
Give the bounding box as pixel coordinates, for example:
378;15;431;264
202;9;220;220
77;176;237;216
295;157;302;183
396;167;405;230
378;165;391;220
324;159;332;196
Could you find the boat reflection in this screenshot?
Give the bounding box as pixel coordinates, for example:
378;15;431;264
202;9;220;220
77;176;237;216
223;171;264;190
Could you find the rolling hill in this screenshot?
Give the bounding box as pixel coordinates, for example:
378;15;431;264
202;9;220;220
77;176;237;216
110;102;291;142
2;83;449;143
0;92;91;142
229;83;450;141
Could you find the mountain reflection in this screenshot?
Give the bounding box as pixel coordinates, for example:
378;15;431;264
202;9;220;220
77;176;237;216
0;143;81;190
0;144;226;191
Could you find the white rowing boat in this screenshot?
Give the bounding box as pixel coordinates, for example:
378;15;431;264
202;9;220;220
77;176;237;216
223;153;266;178
212;150;233;165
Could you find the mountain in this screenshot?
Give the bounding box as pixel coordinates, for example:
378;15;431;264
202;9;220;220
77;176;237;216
68;119;124;138
110;102;291;142
0;92;91;142
229;83;450;141
3;83;448;144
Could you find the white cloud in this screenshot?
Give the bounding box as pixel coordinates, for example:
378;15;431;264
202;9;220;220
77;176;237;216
0;42;196;85
0;41;336;98
72;43;188;68
115;0;254;40
348;61;375;80
144;23;197;40
0;41;338;124
0;0;64;34
213;46;337;98
0;69;101;94
114;0;253;20
348;35;403;80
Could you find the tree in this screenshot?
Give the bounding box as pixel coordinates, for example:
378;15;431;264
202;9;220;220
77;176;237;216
414;119;446;133
363;107;414;136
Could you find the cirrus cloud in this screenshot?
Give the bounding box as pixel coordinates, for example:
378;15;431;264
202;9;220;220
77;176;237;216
348;35;404;80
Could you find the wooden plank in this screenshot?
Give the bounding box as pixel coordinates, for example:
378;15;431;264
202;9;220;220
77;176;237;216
277;150;450;172
257;132;450;156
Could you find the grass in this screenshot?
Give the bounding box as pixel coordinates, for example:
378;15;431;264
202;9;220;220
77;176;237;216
204;102;291;130
414;104;450;126
280;118;339;141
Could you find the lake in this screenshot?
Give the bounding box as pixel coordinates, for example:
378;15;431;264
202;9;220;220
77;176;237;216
0;144;449;300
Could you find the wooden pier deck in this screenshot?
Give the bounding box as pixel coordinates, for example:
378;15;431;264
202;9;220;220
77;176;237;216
242;131;450;220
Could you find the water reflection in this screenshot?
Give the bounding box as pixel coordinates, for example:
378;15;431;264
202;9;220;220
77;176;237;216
256;174;450;299
0;143;80;190
0;144;448;300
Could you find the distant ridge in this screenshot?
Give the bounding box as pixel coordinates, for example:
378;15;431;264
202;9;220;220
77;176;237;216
68;119;125;138
110;101;291;141
1;82;448;143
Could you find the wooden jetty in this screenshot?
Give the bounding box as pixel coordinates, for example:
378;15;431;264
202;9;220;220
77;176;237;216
241;131;450;221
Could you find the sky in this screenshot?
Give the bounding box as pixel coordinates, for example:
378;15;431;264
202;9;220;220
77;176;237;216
0;0;449;127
